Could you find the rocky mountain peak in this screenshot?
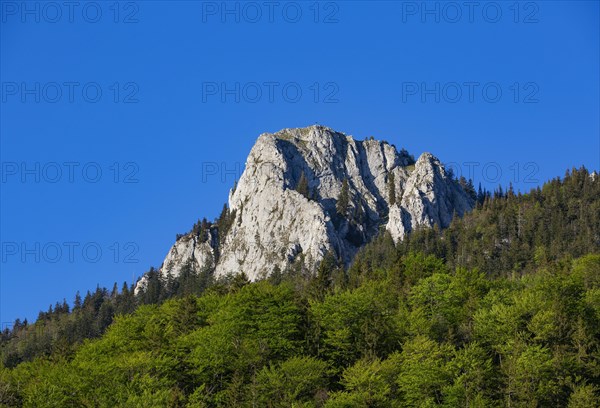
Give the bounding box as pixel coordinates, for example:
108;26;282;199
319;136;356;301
136;126;474;292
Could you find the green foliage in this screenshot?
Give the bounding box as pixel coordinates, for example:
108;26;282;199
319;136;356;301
336;179;350;216
3;253;600;407
296;171;310;199
190;217;212;243
308;251;338;301
444;342;494;407
398;167;600;278
310;281;402;367
216;203;236;248
396;336;454;406
387;172;396;206
459;176;477;203
254;356;328;407
568;384;599;408
325;355;401;407
1;167;599;406
401;251;448;287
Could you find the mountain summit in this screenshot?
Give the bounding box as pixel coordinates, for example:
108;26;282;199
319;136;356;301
137;126;474;290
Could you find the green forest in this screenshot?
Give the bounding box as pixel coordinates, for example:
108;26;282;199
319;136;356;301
1;167;599;407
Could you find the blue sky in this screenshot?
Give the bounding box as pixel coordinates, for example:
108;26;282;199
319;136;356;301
1;1;599;325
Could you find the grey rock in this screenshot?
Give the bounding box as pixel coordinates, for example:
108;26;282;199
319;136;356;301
135;125;474;292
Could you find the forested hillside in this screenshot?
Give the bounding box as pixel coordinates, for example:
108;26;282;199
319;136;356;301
1;167;599;407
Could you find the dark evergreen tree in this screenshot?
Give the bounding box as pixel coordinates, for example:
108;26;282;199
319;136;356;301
216;203;235;248
388;172;396;205
229;272;250;293
269;265;283;285
296;171;310;199
142;267;162;305
310;251;337;301
74;291;82;311
111;282;119;298
336;179;350;216
477;182;485;206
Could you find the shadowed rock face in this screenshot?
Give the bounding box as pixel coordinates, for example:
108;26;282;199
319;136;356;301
136;125;473;291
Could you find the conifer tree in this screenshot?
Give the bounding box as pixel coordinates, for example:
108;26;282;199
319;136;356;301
337;179;350;216
269;265;283;285
296;171;310;199
388;172;396;205
74;291;82;311
477;183;485;205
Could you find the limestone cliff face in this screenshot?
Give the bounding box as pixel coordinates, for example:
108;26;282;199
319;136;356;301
136;126;473;291
161;228;218;278
386;152;473;242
